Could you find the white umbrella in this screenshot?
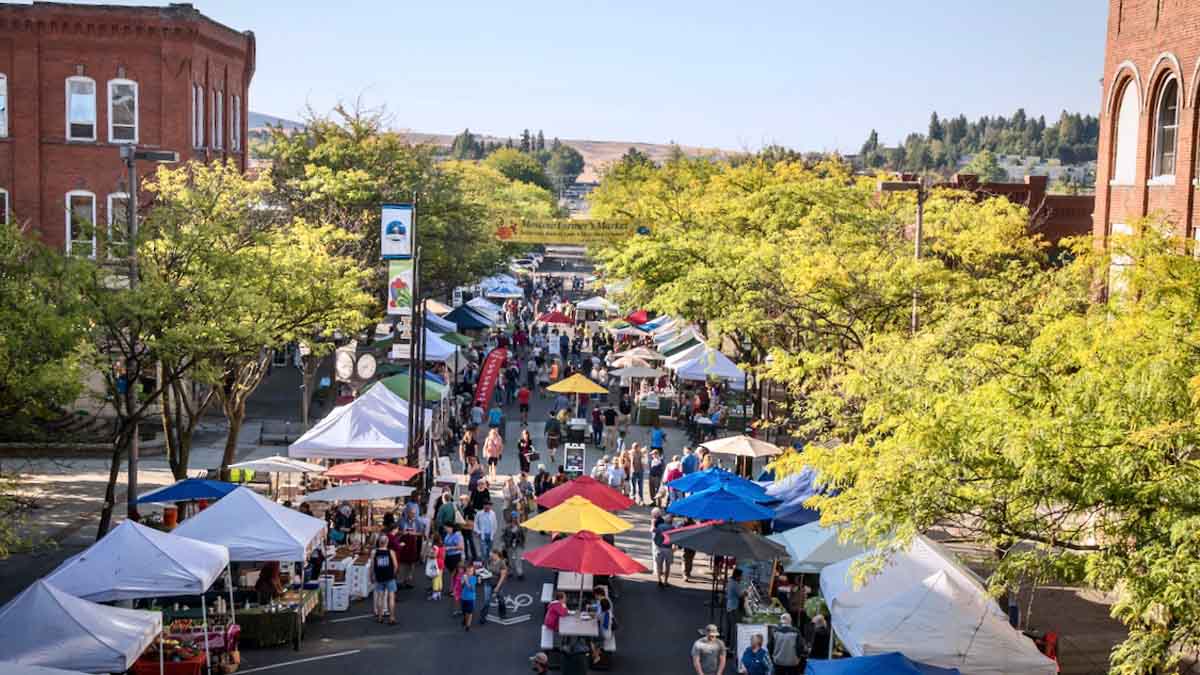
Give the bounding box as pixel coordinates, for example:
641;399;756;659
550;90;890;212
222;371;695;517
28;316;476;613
300;482;415;502
768;522;867;574
610;366;664;379
609;356;651;369
228;455;325;473
701;435;783;458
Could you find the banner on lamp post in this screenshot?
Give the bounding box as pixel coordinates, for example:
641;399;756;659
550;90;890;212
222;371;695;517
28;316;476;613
387;259;414;315
381;203;414;258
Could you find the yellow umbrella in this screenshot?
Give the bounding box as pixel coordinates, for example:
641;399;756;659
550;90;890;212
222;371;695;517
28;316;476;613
521;496;633;534
546;373;608;395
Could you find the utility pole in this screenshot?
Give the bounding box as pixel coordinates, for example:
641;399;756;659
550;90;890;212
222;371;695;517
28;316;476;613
119;146;178;520
878;177;928;335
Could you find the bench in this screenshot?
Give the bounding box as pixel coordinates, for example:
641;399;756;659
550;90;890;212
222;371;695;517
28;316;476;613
541;582;554;604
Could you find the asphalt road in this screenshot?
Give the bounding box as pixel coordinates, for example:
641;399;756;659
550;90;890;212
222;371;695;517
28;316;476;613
239;252;725;674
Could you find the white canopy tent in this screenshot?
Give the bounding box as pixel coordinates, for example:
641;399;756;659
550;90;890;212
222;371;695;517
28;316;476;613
483;285;523;299
228;455;325;474
173;487;325;562
44;520;229;602
821;536;1057;675
576;296;619;313
612;346;665;362
423;329;459;362
609;326;646;338
664;342;707;369
768;522;867;574
288;383;426;460
299;482;416;502
610;366;664;379
0;665;90;675
0;581;162;674
466;296;502;320
674;348;746;383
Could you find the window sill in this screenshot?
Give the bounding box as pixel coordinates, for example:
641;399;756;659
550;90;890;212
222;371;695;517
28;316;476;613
1147;176;1176;187
1109;180;1136;187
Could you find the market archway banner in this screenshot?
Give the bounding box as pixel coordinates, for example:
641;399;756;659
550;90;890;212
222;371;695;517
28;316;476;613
496;219;647;244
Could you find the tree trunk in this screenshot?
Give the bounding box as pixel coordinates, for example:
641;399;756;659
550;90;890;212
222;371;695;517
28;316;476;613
220;409;243;481
96;422;132;539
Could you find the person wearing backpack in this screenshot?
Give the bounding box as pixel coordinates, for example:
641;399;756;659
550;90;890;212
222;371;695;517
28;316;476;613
771;613;808;674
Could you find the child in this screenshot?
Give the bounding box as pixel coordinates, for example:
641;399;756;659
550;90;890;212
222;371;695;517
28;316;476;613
451;561;466;617
460;564;479;631
428;533;445;600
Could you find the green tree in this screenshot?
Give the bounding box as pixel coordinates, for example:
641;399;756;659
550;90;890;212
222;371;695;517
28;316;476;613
546;144;585;187
928;112;944;141
485;147;554;191
962;148;1008;181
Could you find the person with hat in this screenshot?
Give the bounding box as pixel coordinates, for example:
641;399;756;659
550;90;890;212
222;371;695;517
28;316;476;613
529;651;550;673
691;624;727;675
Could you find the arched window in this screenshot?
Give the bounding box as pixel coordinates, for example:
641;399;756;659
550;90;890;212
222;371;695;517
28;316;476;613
65;190;96;258
1152;76;1179;179
1111;80;1140;184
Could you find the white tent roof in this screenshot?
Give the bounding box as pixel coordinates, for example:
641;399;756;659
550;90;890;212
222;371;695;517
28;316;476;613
0;664;90;675
768;522;866;574
612;346;665;362
664;342;707;368
228;455;325;474
484;286;523;299
0;581;161;674
609;326;646;338
674;348;746;382
424;329;458;362
466;296;502;319
610;366;664;379
821;536;1056;675
173;487;325;561
299;482;416;502
43;520;229;602
288;382;414;459
576;296;619;312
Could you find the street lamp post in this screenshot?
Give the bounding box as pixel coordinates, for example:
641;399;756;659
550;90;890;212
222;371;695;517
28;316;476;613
878;178;928;334
118;146;178;519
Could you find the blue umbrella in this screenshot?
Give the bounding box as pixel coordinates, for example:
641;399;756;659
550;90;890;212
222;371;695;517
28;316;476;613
667;484;776;522
668;469;774;503
805;652;960;675
135;478;238;504
767;467;823;529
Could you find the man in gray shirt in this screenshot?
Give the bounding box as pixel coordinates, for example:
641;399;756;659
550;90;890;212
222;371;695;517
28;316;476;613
691;624;727;675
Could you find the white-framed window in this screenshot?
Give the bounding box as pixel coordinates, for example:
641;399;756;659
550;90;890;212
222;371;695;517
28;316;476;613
107;79;138;144
0;74;8;138
65;190;96;258
0;188;9;225
107;192;130;259
66;76;97;141
212;89;223;150
1111;80;1139;185
231;94;241;151
1152;76;1179;179
192;83;204;148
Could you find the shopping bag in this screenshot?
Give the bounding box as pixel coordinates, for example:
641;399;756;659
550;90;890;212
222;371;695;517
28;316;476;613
425;558;439;579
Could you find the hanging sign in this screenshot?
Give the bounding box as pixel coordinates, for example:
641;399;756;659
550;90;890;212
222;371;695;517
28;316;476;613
496;219;639;244
381;203;414;258
387;259;414;315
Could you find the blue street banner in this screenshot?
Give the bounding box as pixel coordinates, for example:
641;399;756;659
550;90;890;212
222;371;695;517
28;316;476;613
381;203;414;258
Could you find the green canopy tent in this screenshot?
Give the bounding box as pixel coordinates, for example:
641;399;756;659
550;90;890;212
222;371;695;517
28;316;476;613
363;373;448;402
439;332;473;348
661;336;700;357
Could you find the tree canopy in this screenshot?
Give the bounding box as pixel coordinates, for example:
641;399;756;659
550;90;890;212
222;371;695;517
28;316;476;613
593;151;1200;672
484;147;554;192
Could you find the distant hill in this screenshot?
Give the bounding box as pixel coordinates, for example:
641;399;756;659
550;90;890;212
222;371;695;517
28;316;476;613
248;111;724;182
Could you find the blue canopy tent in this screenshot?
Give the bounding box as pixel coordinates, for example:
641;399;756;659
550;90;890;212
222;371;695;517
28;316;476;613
444;305;492;331
667;484;776;522
135;478;237;504
668;468;775;503
766;466;824;530
805;652;960;675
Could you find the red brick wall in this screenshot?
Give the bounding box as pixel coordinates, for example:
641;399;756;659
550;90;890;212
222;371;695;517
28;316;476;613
0;2;254;252
937;174;1095;247
1094;0;1200;246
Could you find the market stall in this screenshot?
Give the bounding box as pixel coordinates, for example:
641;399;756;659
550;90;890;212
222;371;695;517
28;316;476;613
768;521;866;574
228;456;325;502
0;581;162;674
288;382;429;460
820;536;1058;674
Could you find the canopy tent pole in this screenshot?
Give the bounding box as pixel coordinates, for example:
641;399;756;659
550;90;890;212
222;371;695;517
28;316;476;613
160;633;165;675
227;566;237;625
201;594;212;675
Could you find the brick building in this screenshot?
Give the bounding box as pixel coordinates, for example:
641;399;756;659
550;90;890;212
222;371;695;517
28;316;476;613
938;174;1094;248
0;1;254;255
1094;0;1200;248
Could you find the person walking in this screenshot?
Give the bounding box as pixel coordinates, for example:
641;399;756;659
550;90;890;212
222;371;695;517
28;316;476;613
651;509;674;588
475;502;498;562
517;428;535;475
630;444;645;503
427;532;445;600
517;383;532;425
458;494;478;562
370;534;399;624
459;429;478;472
770;613;808;675
459;564;479;631
648;450;665;507
591;406;604;447
650;421;666;455
691;624;727;675
517;472;535;522
741;633;771;675
442;524;464;601
483;427;504;479
502;511;526;579
479;549;509;625
725;568;747;646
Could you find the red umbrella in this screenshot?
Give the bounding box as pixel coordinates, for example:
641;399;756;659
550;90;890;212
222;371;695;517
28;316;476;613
536;475;635;511
324;459;420;483
537;310;573;325
625;309;649;325
524;531;648;576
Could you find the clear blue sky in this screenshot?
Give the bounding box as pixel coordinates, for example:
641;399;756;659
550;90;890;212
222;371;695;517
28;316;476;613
99;1;1109;151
